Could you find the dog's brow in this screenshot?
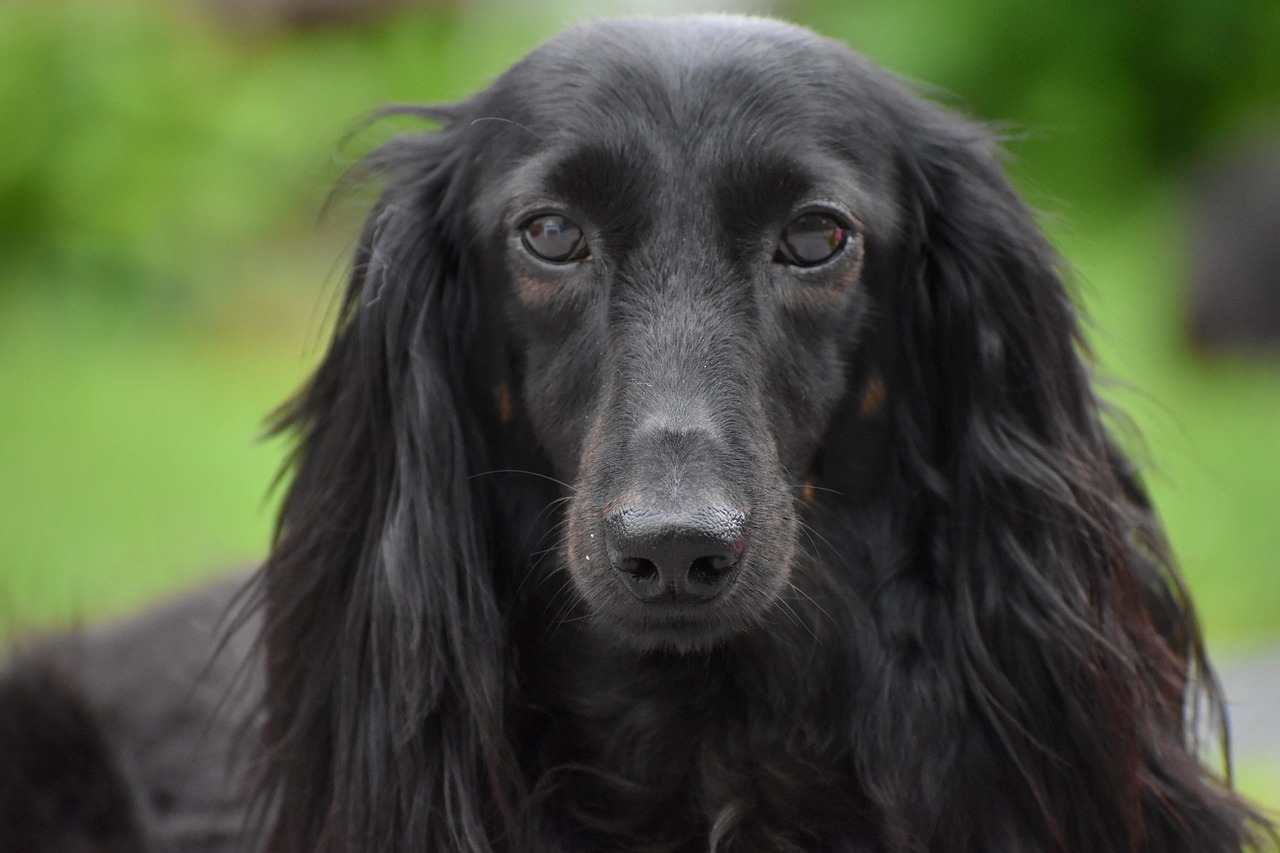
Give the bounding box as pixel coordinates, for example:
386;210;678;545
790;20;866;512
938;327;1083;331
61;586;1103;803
717;154;814;207
540;141;656;236
710;153;830;244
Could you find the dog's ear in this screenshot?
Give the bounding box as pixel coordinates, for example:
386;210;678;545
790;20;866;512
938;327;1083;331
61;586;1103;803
865;106;1258;851
253;103;516;852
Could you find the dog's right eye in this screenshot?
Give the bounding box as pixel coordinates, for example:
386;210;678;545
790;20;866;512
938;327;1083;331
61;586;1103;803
520;214;590;264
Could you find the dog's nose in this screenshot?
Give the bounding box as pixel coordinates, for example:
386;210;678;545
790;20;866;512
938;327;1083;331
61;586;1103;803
604;505;746;603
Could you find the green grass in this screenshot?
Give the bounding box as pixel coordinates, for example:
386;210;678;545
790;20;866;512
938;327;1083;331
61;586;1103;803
1058;192;1280;654
0;238;331;629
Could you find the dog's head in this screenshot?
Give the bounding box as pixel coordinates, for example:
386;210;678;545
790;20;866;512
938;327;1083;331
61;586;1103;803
459;18;923;650
282;15;1076;657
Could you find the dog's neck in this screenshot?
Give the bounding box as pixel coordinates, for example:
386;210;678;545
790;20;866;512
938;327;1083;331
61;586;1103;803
509;560;877;848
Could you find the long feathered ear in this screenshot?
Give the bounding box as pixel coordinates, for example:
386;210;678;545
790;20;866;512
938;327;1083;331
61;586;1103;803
252;103;517;853
863;105;1264;851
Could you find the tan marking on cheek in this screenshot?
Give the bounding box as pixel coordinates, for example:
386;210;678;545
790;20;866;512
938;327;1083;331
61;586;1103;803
493;384;513;424
860;374;886;419
802;477;817;506
779;243;866;307
781;281;847;307
513;271;560;304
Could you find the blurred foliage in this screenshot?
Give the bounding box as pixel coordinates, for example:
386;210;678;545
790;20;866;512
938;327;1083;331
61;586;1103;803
0;0;558;303
3;0;1279;301
0;0;1277;642
0;0;564;625
791;0;1280;207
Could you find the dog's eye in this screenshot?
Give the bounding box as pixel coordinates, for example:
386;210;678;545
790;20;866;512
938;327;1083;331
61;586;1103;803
775;213;849;267
520;214;590;263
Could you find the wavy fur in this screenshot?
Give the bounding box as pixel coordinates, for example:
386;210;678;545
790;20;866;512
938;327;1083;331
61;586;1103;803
209;15;1273;853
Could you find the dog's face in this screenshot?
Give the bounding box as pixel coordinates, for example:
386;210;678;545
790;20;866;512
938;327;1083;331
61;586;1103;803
465;18;907;652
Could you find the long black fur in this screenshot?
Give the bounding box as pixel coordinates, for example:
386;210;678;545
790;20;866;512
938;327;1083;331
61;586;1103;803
249;16;1269;852
3;15;1270;853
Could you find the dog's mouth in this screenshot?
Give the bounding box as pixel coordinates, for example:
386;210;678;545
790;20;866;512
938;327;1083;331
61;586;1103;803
607;597;758;653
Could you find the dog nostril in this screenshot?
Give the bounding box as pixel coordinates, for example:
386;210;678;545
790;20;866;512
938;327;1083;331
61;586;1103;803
620;557;659;581
689;554;736;586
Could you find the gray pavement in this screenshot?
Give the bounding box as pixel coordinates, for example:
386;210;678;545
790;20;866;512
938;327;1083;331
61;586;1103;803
1221;650;1280;764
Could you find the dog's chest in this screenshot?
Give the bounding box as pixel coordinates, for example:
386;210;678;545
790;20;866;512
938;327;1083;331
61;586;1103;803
519;645;876;850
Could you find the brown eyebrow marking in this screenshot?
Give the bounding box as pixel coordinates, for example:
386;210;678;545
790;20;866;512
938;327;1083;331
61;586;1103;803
802;476;817;505
859;374;886;419
494;384;514;424
512;271;563;304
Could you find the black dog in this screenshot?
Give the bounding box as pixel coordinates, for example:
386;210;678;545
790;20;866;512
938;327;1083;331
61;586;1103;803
1;15;1268;853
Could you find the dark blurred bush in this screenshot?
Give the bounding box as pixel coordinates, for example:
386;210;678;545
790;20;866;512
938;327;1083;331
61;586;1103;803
0;3;299;298
1186;135;1280;350
791;0;1280;205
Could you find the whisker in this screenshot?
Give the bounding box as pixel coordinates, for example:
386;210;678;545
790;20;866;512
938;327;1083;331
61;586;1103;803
470;468;576;492
788;481;846;498
796;518;840;557
786;579;837;630
777;594;820;646
511;500;574;601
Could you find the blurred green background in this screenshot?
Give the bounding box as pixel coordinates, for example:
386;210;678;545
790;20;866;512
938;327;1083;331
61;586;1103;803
1;0;1277;817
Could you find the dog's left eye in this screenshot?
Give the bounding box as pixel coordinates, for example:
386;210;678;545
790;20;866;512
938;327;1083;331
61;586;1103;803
520;214;591;264
775;213;849;267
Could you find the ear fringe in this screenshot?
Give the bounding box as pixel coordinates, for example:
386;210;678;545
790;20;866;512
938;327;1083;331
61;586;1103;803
251;110;518;852
865;104;1269;852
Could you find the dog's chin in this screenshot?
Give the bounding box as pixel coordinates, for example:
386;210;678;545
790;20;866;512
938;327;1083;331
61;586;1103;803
600;603;752;654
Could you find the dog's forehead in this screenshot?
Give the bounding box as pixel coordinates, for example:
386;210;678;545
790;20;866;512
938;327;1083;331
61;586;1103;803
469;17;908;235
493;17;891;143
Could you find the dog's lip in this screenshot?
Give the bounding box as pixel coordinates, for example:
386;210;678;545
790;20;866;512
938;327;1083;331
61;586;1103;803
607;603;747;650
627;592;730;615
